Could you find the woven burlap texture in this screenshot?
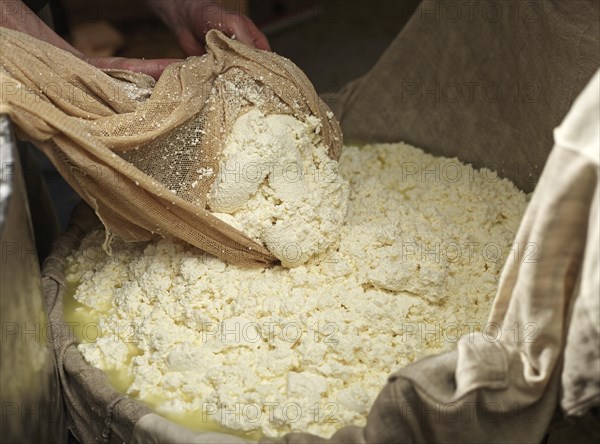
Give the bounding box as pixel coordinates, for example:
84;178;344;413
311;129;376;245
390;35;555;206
0;27;342;267
42;204;152;444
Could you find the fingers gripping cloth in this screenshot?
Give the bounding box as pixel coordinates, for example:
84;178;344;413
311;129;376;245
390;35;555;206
0;27;342;267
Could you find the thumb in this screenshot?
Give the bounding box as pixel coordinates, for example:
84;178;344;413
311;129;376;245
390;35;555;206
86;56;182;80
221;13;270;51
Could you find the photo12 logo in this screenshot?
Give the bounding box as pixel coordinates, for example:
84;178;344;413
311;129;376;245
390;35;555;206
401;81;541;105
419;1;541;25
199;320;339;345
201;401;340;426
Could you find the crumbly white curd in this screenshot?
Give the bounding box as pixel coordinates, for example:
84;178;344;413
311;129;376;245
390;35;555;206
207;108;348;267
66;141;527;438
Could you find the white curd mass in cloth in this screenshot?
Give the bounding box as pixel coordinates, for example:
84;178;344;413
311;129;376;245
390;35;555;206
207;108;348;267
66;141;528;438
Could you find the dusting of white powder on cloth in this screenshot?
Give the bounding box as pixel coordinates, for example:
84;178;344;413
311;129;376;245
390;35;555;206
207;108;349;267
66;142;528;438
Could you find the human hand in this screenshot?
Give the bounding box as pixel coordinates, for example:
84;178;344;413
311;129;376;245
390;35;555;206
89;1;271;78
2;0;268;81
146;0;271;56
84;56;181;80
1;0;182;80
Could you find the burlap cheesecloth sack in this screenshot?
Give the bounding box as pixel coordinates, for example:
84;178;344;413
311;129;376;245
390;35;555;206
0;27;342;267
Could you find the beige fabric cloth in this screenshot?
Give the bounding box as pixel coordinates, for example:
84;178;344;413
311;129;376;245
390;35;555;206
324;0;600;194
131;414;250;444
557;71;600;418
261;70;600;444
0;26;342;267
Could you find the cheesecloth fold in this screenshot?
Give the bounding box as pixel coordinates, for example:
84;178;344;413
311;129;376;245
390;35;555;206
0;27;342;267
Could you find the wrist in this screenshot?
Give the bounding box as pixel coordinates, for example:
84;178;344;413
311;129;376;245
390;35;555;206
1;0;84;57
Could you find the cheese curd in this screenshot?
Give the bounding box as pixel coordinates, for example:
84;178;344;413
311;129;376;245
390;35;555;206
208;109;349;267
66;142;527;438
